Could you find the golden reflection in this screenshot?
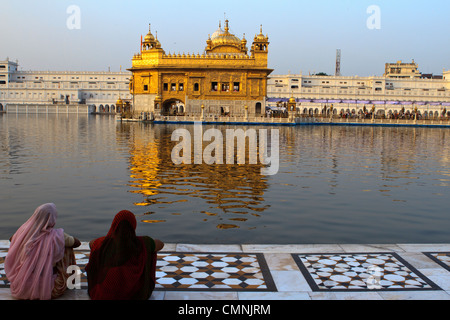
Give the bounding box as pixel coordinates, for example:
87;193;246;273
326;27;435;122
142;220;166;224
217;224;240;230
116;123;270;230
202;211;218;216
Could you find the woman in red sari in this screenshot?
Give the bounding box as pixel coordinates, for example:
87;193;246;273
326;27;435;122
85;210;164;300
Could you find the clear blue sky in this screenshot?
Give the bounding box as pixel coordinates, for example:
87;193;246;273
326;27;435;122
1;0;449;76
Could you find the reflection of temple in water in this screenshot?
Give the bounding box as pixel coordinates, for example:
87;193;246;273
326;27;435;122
116;123;270;229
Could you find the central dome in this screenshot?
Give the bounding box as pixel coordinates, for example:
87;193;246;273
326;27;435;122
211;23;224;39
210;20;241;46
206;20;246;54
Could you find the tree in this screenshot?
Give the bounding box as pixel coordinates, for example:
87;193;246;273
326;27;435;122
314;72;329;76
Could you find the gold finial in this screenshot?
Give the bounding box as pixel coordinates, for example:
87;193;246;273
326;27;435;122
225;19;229;32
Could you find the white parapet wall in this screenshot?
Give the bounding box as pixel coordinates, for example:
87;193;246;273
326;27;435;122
5;104;91;114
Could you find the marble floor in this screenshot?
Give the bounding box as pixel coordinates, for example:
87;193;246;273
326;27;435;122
1;241;450;300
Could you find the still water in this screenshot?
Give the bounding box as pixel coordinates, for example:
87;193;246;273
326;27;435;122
1;113;450;244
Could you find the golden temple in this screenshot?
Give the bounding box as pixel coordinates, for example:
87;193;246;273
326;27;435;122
128;20;272;117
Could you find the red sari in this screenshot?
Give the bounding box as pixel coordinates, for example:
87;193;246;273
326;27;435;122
85;210;157;300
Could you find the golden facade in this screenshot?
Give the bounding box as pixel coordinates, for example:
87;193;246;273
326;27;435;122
129;20;272;116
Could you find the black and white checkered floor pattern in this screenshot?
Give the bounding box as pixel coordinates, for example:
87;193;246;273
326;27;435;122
293;252;442;291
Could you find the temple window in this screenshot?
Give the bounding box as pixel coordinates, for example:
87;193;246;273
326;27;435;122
211;82;218;92
163;83;168;91
143;85;148;91
194;83;199;91
171;83;176;91
233;82;240;92
179;83;184;91
222;83;230;92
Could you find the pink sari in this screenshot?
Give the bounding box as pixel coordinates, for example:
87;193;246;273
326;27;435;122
5;203;66;300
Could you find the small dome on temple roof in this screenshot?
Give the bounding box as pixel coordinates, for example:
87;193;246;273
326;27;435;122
254;25;269;43
144;24;156;43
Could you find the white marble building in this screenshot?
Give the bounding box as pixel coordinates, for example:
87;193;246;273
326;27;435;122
0;58;132;113
267;61;450;118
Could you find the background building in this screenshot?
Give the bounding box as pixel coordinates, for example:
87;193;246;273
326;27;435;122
267;62;450;118
384;60;421;79
0;58;132;113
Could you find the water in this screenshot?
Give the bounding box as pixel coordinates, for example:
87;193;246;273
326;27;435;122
1;113;450;244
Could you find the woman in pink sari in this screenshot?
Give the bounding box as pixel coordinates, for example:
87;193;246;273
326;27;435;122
4;203;81;300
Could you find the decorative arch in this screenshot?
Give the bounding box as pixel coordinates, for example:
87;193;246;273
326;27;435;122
89;105;97;113
162;98;184;116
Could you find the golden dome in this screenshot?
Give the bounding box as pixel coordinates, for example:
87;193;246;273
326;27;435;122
116;97;124;106
289;97;296;103
211;22;224;39
254;25;268;41
241;34;247;44
209;20;242;48
144;33;154;42
144;24;155;42
154;32;161;48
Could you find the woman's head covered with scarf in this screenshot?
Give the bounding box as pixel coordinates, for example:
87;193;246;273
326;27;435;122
5;203;65;300
86;210;148;300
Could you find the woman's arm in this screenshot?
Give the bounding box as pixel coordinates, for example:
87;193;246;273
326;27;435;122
153;239;164;252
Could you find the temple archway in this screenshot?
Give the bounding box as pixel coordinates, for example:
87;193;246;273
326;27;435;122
162;99;184;116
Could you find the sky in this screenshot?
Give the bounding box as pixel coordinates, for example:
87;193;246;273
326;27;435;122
1;0;449;76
